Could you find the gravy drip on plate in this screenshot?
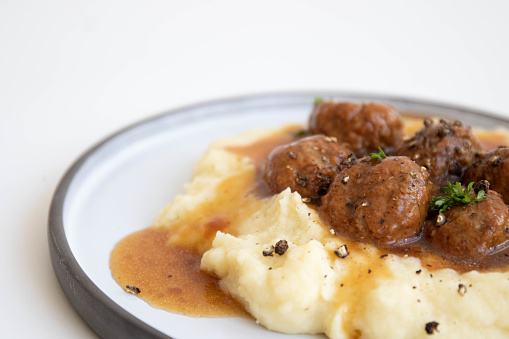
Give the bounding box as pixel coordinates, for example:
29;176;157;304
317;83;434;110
110;228;250;317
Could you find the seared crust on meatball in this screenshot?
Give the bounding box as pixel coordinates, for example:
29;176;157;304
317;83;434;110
320;156;432;247
463;147;509;204
309;101;404;157
425;190;509;259
395;119;483;188
263;135;352;200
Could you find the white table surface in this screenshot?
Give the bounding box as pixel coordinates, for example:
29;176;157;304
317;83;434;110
1;0;508;338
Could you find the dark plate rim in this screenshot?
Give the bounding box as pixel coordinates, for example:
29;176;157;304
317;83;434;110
47;91;509;339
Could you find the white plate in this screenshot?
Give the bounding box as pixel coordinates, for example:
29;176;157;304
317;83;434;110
48;92;509;338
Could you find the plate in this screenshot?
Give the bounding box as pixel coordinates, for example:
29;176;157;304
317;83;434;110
48;92;509;338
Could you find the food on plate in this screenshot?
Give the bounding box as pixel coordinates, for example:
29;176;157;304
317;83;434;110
425;187;509;258
263;134;352;201
320;155;432;247
111;99;509;339
463;146;509;204
395;118;483;188
309;101;404;156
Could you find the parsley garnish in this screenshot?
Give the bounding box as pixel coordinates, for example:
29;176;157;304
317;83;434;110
430;182;486;213
369;147;386;160
314;97;324;106
292;129;307;138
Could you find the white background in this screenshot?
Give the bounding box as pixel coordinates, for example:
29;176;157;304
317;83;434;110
1;0;508;338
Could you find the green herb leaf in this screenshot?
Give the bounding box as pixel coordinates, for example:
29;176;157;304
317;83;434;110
369;147;387;160
467;182;474;192
314;97;324;106
292;129;307;138
433;198;447;207
476;190;486;201
430;181;487;213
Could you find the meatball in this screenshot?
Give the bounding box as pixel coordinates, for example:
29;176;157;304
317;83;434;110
463;147;509;204
309;101;404;157
263;135;352;200
320;156;432;247
425;190;509;259
395;119;483;188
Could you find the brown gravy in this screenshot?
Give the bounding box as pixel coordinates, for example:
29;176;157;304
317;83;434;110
226;124;302;198
110;127;298;317
110;116;509;319
389;235;509;273
110;228;250;317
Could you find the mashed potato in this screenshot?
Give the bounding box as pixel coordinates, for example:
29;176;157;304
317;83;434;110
153;126;509;339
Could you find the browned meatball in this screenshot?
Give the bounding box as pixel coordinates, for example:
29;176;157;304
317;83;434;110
263;135;352;200
463;147;509;204
395;119;483;188
425;190;509;259
320;156;432;247
309;101;404;157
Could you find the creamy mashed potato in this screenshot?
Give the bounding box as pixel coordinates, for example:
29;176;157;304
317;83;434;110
153;126;509;339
